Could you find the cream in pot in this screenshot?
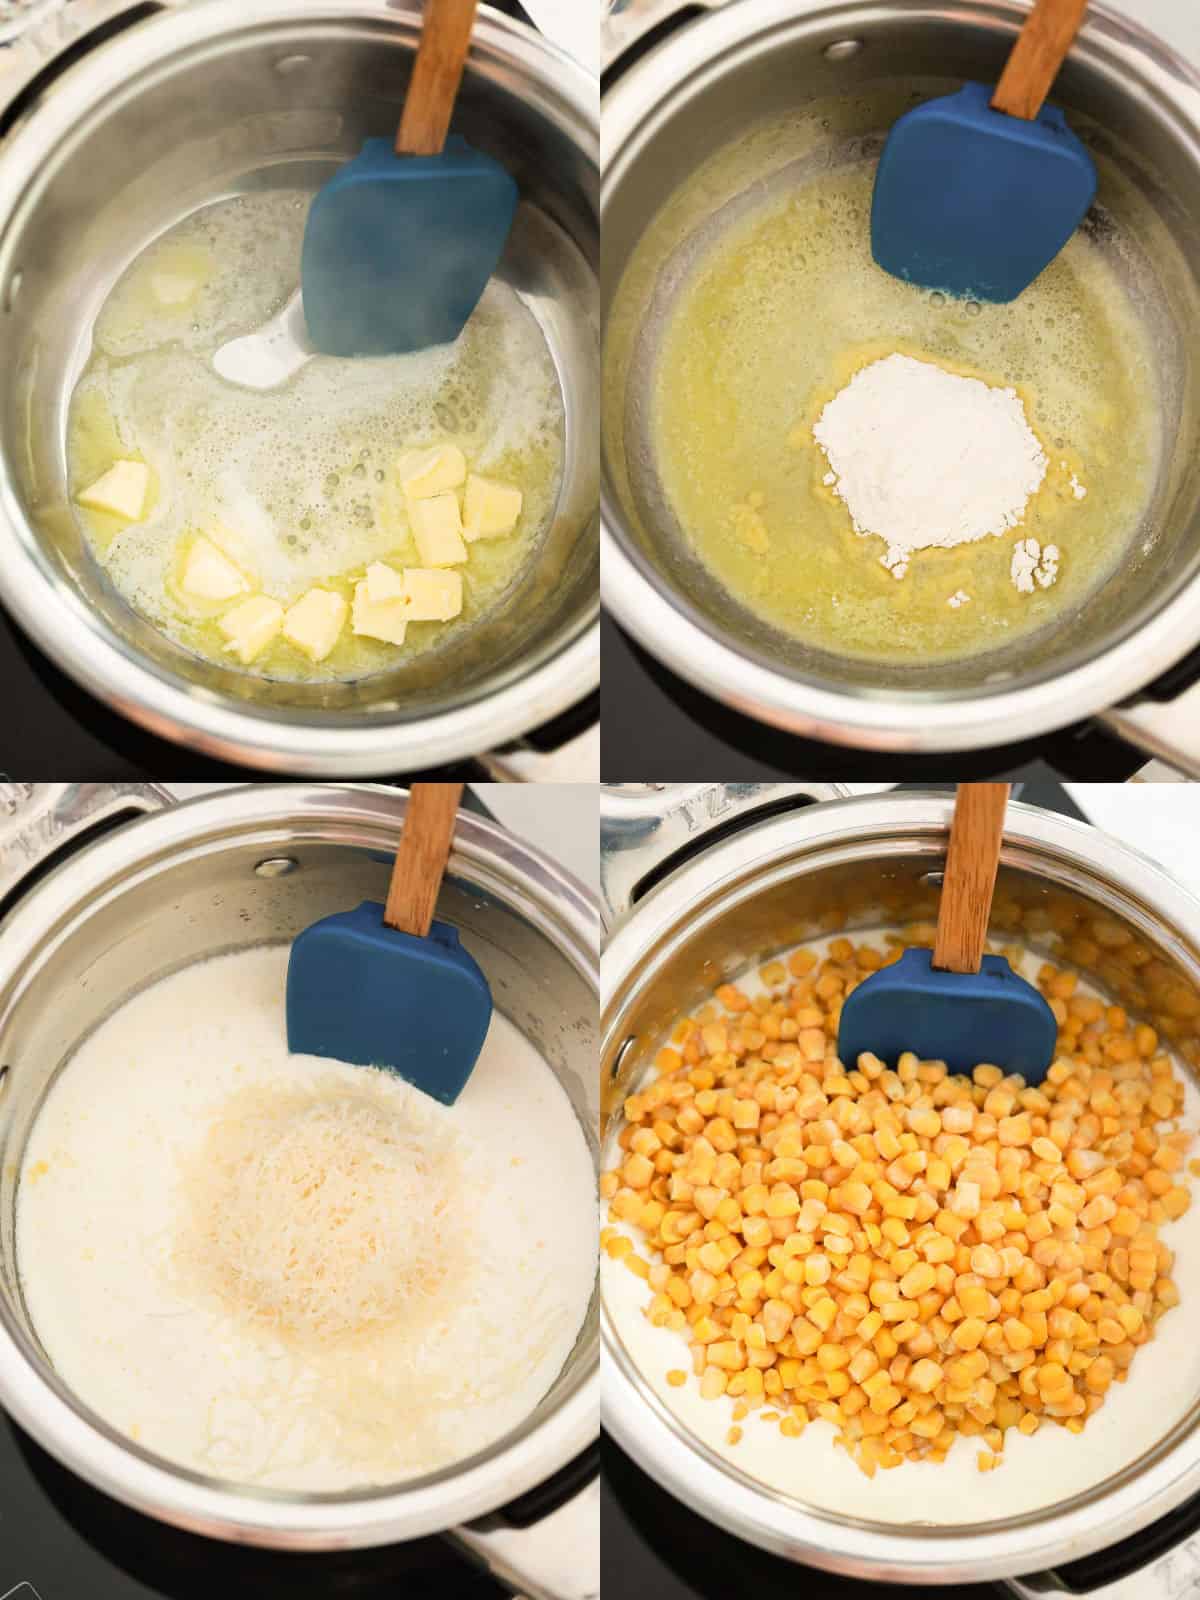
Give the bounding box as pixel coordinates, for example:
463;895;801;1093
19;946;597;1492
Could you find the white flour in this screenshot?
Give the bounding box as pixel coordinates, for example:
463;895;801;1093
813;354;1048;580
1011;537;1060;594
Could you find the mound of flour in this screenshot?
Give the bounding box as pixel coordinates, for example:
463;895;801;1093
813;354;1047;579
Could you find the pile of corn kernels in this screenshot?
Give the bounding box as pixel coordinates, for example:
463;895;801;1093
601;937;1195;1476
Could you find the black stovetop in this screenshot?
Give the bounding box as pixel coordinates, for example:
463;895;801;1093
603;1434;1001;1600
600;614;1150;782
0;1414;506;1600
0;607;597;780
0;615;498;781
604;1422;1200;1600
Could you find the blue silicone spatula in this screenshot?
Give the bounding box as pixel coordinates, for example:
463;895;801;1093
871;0;1097;303
287;781;492;1106
216;0;518;382
301;0;518;356
838;783;1057;1084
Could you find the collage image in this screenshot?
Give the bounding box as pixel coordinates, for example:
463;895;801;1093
2;0;1200;1597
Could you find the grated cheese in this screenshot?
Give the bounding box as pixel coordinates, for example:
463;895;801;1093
173;1076;468;1347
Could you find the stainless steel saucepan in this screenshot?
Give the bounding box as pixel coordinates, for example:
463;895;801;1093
602;0;1200;769
601;783;1200;1592
0;783;598;1600
0;0;597;774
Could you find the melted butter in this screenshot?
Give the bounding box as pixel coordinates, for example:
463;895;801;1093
67;191;564;682
650;162;1159;663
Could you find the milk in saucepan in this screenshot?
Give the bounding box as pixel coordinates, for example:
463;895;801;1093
18;945;597;1490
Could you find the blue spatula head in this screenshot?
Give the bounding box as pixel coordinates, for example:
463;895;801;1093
837;946;1058;1085
301;135;519;356
286;899;492;1106
871;82;1098;303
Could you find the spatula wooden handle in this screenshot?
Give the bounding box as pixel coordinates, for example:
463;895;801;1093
396;0;479;157
991;0;1089;122
384;782;465;938
932;783;1011;975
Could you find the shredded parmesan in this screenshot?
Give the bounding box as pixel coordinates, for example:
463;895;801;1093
173;1076;467;1347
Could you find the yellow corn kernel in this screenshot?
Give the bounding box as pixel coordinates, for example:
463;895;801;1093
970;1244;1003;1279
958;1285;994;1320
766;1184;801;1219
1117;1304;1143;1338
899;1262;936;1298
1162;1187;1191;1220
997;1114;1033;1147
808;1296;838;1333
909;1359;943;1394
707;1341;745;1371
699;1368;727;1400
1085;1356;1114;1393
817;1343;850;1371
841;1181;873;1215
952;1318;987;1352
622;1153;655;1189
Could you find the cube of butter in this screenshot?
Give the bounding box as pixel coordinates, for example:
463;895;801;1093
463;474;523;541
207;521;259;577
400;567;463;622
351;580;407;647
219;595;284;664
77;460;151;523
409;492;467;567
180;535;250;603
364;560;405;605
282;588;347;662
398;444;466;500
